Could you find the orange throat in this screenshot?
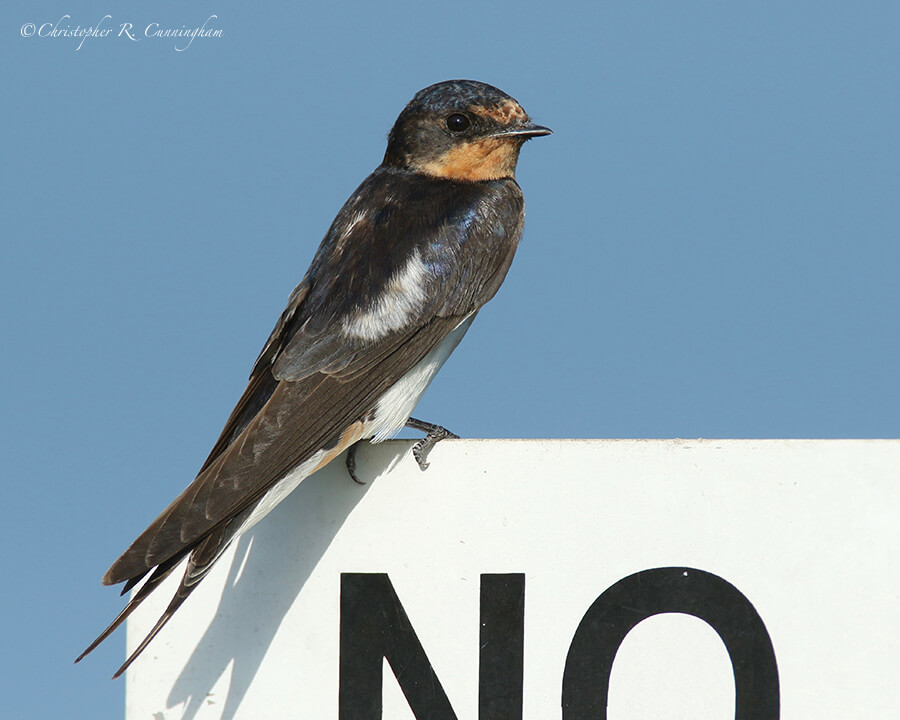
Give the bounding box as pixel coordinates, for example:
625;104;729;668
415;138;522;182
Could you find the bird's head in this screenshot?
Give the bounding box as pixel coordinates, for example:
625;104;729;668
383;79;551;182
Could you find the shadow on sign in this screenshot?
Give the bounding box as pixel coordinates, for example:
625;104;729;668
164;443;406;720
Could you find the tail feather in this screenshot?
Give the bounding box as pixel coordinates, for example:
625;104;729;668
77;507;251;676
74;551;187;664
110;523;236;678
120;569;151;597
111;582;192;678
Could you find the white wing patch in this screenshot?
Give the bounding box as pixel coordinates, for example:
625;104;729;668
342;250;430;341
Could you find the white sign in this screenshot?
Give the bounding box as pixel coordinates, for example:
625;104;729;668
124;439;899;719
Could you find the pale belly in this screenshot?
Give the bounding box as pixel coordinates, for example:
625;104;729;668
365;312;475;443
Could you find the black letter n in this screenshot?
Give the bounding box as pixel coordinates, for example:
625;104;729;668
340;573;456;719
339;573;525;720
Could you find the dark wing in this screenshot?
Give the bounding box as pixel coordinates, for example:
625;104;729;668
103;168;524;584
103;316;463;583
78;318;460;676
78;169;525;674
195;280;310;476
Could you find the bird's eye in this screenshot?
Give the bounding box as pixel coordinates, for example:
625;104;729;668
446;113;471;132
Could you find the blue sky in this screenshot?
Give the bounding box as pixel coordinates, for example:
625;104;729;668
3;1;899;716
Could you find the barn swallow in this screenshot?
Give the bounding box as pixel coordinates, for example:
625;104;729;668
76;79;550;678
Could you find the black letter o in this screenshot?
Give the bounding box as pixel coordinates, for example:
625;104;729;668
562;567;779;719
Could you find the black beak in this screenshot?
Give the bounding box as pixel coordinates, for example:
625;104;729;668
491;122;553;139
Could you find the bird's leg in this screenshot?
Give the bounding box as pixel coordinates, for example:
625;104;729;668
405;416;459;470
345;441;367;485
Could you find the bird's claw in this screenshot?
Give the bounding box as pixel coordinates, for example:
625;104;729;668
406;417;459;471
345;442;367;484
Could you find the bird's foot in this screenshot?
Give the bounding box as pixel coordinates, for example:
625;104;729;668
405;417;459;470
345;442;367;485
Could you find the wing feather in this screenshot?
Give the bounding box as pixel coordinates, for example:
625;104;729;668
103;316;461;583
102;170;525;586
